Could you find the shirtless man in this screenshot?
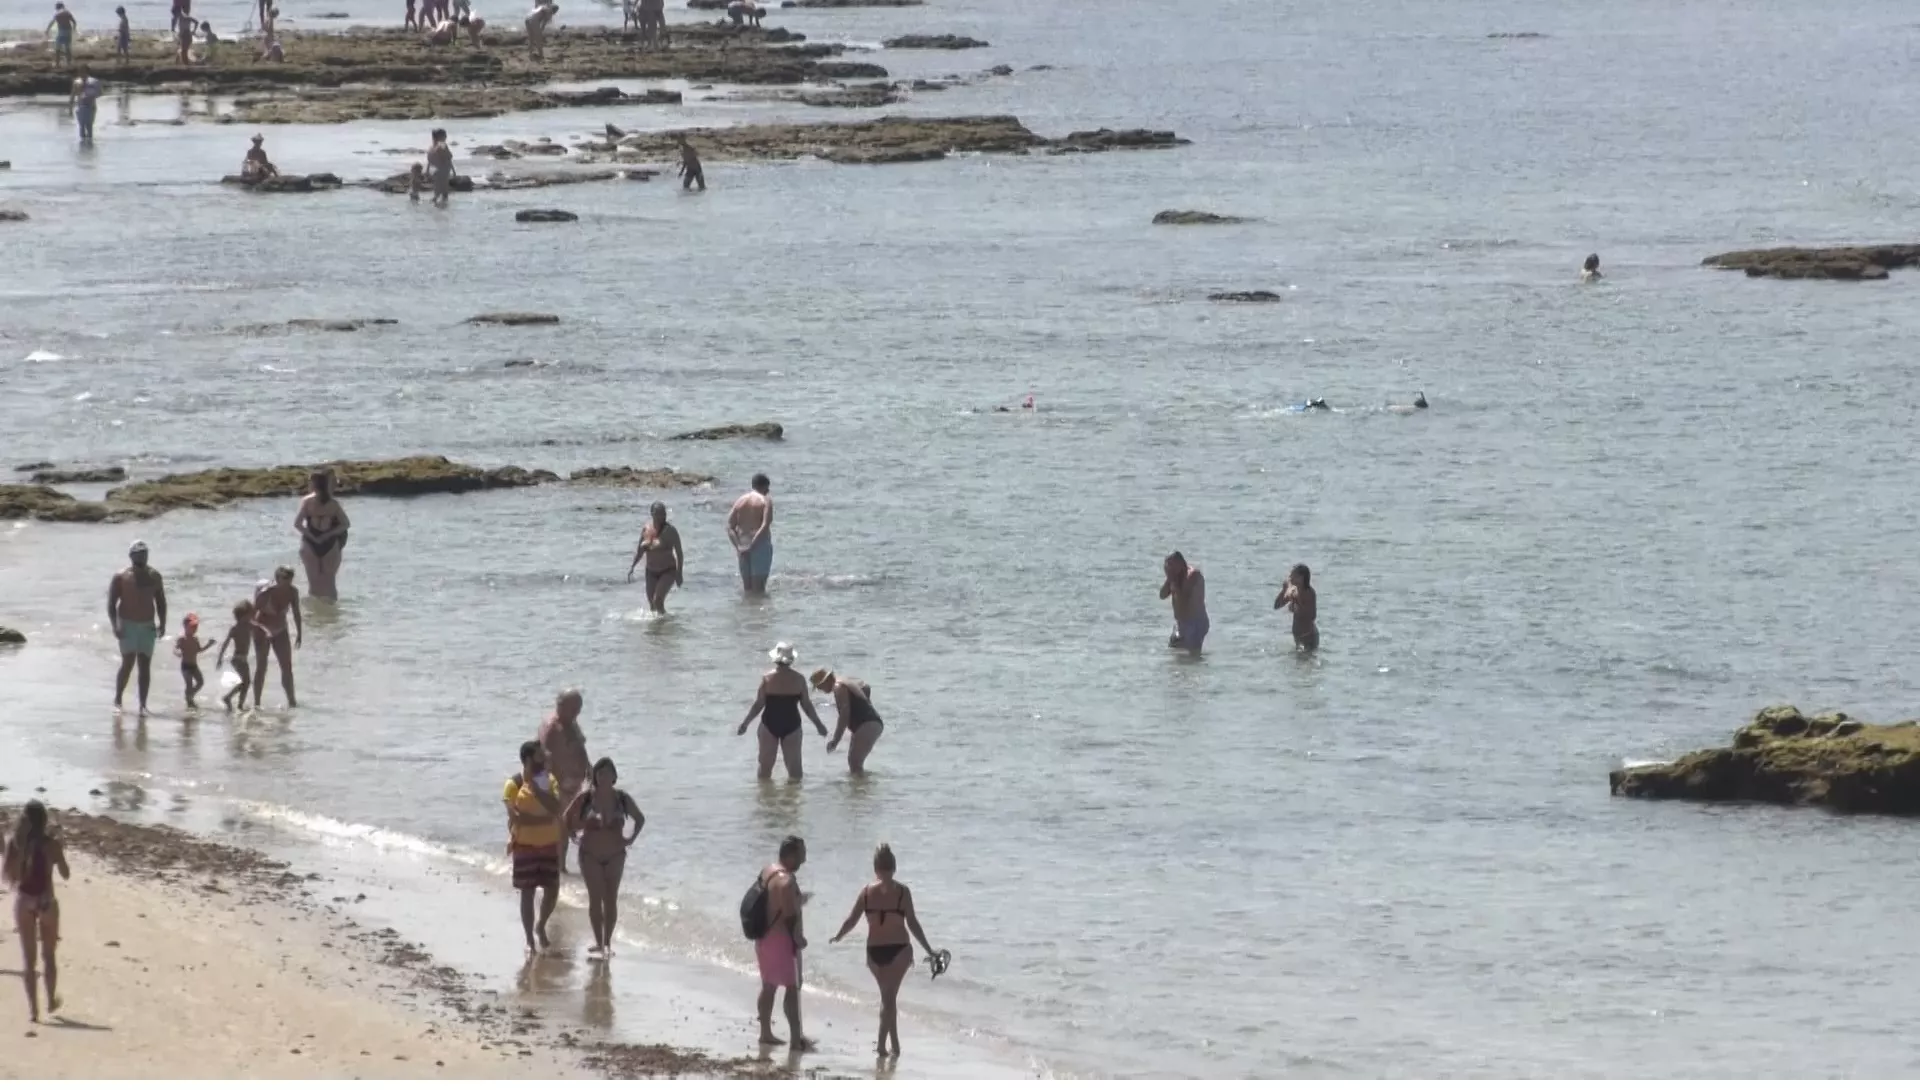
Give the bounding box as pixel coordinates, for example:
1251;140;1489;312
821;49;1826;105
539;689;591;873
524;0;557;60
294;469;350;599
240;134;278;181
755;836;813;1051
1158;551;1208;654
727;473;773;594
677;135;705;191
108;542;168;715
637;0;666;48
1274;563;1319;651
426;127;454;206
627;501;684;612
251;567;302;708
47;3;77;68
175;10;197;62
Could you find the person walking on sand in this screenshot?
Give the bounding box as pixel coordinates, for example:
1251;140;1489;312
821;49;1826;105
540;689;592;873
810;666;884;775
677;134;705;191
737;642;828;781
504;740;564;952
5;801;70;1024
174;614;214;709
1274;563;1319;651
214;600;255;711
627;501;684;613
70;66;100;142
524;0;557;60
427;127;454;206
109;541;168;716
46;3;77;68
564;757;643;959
830;843;940;1057
1159;551;1208;654
727;473;772;594
750;836;813;1051
294;469;350;600
250;566;302;709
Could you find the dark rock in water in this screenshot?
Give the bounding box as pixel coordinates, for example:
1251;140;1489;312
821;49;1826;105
984;63;1012;76
784;0;923;6
0;484;117;523
0;209;29;221
1048;128;1190;155
1154;209;1250;226
30;466;127;485
13;462;54;473
515;208;579;223
799;82;901;108
814;60;890;80
884;34;989;49
288;318;397;332
0;161;11;169
1610;705;1920;814
504;358;539;368
105;457;561;518
0;627;23;645
221;173;345;193
669;422;784;441
1209;290;1282;303
907;78;949;92
569;466;717;488
312;10;351;16
467;312;561;325
1702;244;1920;281
604;123;626;139
820;146;946;165
1027;64;1054;71
1486;31;1547;39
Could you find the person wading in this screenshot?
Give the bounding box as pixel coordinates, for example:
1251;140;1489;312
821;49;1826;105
564;757;643;959
108;541;167;716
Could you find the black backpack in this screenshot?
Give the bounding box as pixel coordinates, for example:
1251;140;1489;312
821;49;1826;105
740;872;772;940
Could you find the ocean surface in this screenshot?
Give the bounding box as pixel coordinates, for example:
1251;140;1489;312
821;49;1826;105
8;0;1920;1077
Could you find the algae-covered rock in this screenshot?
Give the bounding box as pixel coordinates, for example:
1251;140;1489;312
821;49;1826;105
29;466;127;485
1702;245;1920;281
0;484;115;523
0;627;24;644
515;209;579;223
105;457;559;516
1153;209;1249;226
1048;128;1189;154
568;467;716;488
669;422;783;441
1610;706;1920;814
220;173;345;192
466;312;561;325
1209;290;1281;303
884;35;988;49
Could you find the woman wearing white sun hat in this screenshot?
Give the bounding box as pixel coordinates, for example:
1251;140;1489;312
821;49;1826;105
736;642;828;781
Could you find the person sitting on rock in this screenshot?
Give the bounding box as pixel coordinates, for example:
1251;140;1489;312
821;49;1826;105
1581;253;1603;282
240;134;279;182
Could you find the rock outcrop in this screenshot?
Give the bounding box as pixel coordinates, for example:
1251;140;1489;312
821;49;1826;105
29;466;127;485
515;209;579;222
568;467;716;487
1609;706;1920;814
466;312;561;325
797;82;901;108
0;484;116;523
220;173;345;192
572;116;1187;166
1702;245;1920;281
106;457;559;516
0;627;24;645
669;422;784;441
884;35;989;49
1049;128;1189;154
1209;290;1281;302
231;318;399;334
0;209;27;222
1153;209;1249;226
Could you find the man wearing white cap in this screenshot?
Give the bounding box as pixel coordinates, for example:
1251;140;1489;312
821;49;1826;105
108;541;168;715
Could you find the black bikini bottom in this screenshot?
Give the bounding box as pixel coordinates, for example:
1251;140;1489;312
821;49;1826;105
304;534;338;558
766;717;801;740
867;944;911;967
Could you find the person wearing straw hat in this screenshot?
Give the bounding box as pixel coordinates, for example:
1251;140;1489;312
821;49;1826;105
108;540;168;716
809;667;884;775
737;642;827;780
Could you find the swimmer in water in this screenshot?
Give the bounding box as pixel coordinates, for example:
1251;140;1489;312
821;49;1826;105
1274;563;1318;652
1581;253;1602;281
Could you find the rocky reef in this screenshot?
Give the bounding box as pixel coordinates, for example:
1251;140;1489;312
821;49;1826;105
1153;209;1249;226
884;35;989;49
1702;245;1920;281
465;312;561;325
567;467;716;487
571;115;1184;165
515;208;578;223
1209;290;1281;302
28;466;127;485
0;627;23;645
669;422;784;441
220;172;345;192
1609;706;1920;814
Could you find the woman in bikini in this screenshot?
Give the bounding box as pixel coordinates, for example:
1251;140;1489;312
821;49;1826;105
564;757;644;959
294;470;350;600
735;642;828;780
5;800;71;1022
251;566;303;709
810;667;885;775
830;843;939;1057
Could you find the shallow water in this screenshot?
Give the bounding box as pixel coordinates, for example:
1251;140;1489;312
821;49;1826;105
8;0;1920;1077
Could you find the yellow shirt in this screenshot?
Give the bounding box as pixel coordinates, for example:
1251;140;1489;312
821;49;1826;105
503;777;561;849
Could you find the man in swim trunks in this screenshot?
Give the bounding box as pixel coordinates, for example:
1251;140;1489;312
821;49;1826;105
755;836;813;1050
504;740;563;951
108;541;167;715
728;473;773;594
1159;551;1207;653
47;2;76;67
627;501;684;612
426;127;454;206
1274;563;1319;651
539;689;591;873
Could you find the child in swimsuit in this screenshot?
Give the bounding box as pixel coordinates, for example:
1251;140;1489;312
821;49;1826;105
408;162;425;202
174;614;215;708
214;600;254;711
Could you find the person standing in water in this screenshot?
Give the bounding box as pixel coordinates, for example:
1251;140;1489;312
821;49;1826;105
737;642;828;780
174;614;214;708
809;667;884;774
426;127;454;206
627;501;684;613
109;541;168;715
214;600;254;711
677;134;705;191
753;836;812;1050
294;470;350;600
564;757;643;959
70;66;99;142
504;740;563;952
727;473;773;594
830;843;940;1058
540;689;591;873
1159;551;1208;653
1274;563;1319;651
5;801;70;1023
250;566;302;709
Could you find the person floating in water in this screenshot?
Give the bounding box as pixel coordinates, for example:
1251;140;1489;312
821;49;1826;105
1581;253;1603;281
174;614;214;708
1274;563;1318;651
677;134;705;191
1159;551;1208;653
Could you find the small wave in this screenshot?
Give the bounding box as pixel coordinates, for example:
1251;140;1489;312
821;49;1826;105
72;391;92;402
260;365;298;373
235;800;505;872
23;349;63;362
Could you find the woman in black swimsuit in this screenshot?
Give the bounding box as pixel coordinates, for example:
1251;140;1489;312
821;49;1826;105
563;757;643;959
810;667;885;775
830;843;938;1057
735;641;828;780
294;470;351;600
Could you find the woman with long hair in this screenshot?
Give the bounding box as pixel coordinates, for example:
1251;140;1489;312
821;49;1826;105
5;801;71;1022
564;757;644;959
829;843;939;1057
